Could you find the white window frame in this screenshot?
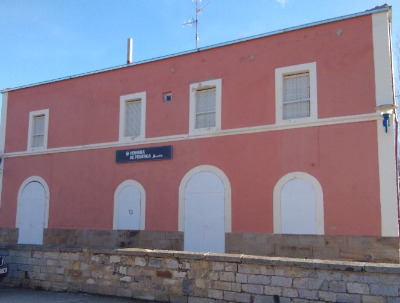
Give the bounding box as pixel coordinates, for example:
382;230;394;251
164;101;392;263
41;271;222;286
27;109;49;151
189;79;222;135
119;92;146;142
275;62;317;125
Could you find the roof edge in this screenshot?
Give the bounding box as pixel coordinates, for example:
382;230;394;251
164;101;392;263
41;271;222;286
2;5;391;93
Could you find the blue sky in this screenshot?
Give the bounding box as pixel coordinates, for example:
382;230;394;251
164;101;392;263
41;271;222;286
0;0;399;91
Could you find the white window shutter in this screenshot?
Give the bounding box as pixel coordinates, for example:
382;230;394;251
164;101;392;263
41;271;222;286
125;100;141;137
32;115;45;147
195;88;216;129
283;73;310;120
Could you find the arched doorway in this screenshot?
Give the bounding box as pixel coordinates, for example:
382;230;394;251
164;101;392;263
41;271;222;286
17;177;49;244
179;165;231;253
281;178;316;234
113;180;146;230
273;172;324;235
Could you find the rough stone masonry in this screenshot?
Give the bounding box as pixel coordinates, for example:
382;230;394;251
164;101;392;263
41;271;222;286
1;244;400;302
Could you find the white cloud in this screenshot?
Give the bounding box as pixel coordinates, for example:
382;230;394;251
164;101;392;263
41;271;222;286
275;0;287;8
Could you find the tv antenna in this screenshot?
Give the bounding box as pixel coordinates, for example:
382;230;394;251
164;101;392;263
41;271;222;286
183;0;209;49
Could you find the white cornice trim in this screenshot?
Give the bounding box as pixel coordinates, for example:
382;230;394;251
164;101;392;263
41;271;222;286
2;113;380;159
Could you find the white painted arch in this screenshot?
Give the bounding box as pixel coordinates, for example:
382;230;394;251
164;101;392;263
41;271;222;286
16;176;50;230
16;176;50;244
113;180;146;230
178;165;232;233
273;172;324;235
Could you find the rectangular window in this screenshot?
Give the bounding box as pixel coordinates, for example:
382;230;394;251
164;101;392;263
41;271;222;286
189;79;221;135
27;109;49;151
283;72;310;120
119;92;146;142
195;87;216;129
32;115;45;147
125;100;141;137
275;62;317;124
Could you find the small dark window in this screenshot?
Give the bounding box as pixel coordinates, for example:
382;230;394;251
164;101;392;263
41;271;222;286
163;92;172;102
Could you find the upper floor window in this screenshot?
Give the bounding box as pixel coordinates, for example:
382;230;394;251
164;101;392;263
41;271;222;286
189;79;221;135
119;92;146;142
27;109;49;151
275;62;317;124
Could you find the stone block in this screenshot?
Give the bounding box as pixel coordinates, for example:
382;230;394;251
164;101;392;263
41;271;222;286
313;245;340;260
271;276;292;287
335;293;361;303
213;281;232;291
238;264;261;274
361;295;386;303
318;291;336;302
298;289;318;300
207;271;219;281
235;292;252;303
236;273;248;283
219;271;235;282
347;282;370;294
225;263;237;272
264;285;282;296
179;261;191;270
211;262;224;271
275;245;313;259
149;258;162;268
329;281;346;292
224;291;237;302
110;255;121;263
242;283;263;294
134;257;147;266
293;277;323;290
120;276;132;283
173;270;187;278
281;288;297;299
252;295;276;303
248;274;270;285
208;289;223;299
232;282;241;292
370;284;399;297
166;259;179;269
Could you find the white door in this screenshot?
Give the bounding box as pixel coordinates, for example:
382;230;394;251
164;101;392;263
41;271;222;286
184;171;225;253
117;185;141;230
281;178;316;234
18;182;46;244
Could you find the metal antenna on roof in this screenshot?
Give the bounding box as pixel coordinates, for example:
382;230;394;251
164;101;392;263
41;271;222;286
183;0;209;49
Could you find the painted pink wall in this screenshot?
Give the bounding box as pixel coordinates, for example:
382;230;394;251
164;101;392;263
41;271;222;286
0;120;380;236
4;15;375;153
0;14;382;236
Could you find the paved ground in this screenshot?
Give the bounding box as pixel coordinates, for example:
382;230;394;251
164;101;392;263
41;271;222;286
0;286;156;303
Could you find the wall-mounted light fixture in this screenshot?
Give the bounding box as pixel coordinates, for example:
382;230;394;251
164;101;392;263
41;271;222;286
376;104;398;133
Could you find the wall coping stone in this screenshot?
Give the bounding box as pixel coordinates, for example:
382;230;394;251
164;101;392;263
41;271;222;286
1;244;400;274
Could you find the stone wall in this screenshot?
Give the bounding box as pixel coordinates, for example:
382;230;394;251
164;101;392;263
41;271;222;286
43;229;183;250
226;233;400;263
0;228;18;244
1;228;399;263
1;244;400;302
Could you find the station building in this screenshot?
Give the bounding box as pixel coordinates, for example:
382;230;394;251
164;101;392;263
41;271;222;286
0;5;398;262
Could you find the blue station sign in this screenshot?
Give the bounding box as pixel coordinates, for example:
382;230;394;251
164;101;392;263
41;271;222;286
116;145;172;163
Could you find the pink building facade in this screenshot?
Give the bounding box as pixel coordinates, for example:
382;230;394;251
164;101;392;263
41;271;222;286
0;6;398;262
